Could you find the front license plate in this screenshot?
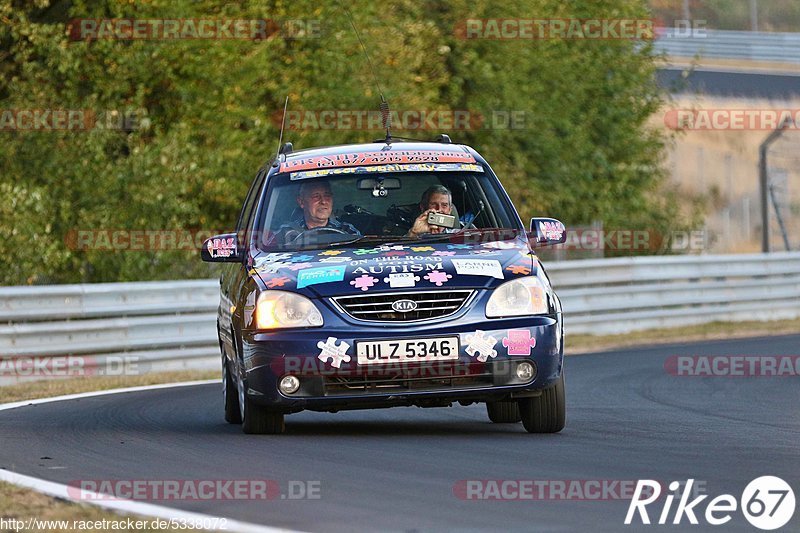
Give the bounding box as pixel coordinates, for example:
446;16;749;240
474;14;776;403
356;337;460;365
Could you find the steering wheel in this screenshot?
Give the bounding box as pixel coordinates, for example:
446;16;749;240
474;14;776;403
287;226;349;245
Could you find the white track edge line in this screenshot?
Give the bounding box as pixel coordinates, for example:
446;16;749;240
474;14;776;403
0;379;218;412
0;469;297;533
0;381;304;533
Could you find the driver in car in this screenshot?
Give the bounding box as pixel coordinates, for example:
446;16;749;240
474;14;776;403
277;181;360;242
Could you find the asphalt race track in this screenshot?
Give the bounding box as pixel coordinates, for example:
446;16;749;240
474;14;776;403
1;334;798;532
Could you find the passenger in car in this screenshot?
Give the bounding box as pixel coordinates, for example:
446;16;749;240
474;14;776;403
405;185;458;238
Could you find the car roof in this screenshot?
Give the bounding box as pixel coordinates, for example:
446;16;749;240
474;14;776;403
270;141;488;174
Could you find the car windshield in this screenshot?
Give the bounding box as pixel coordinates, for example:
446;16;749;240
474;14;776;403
254;165;524;252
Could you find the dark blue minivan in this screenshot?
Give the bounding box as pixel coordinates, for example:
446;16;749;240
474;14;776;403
202;140;567;434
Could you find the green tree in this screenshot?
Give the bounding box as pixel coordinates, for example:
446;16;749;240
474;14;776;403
1;0;685;284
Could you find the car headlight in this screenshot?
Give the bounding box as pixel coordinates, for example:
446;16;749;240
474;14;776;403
486;277;549;318
255;291;323;329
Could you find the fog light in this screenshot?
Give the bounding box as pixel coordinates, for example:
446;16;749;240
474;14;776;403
516;362;535;381
279;375;300;395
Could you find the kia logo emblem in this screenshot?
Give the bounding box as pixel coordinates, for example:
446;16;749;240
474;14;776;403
392;299;417;313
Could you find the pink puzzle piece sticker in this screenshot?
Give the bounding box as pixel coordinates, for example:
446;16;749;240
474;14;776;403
502;329;537;356
424;270;452;286
350;274;379;291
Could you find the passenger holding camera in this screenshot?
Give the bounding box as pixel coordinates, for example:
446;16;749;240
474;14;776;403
405;185;458;238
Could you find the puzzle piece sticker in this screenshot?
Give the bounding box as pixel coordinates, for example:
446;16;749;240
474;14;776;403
259;261;294;273
502;329;537;356
505;264;531;275
383;273;420;288
469;249;501;256
350;274;379;291
259;252;293;262
319;256;352;263
465;331;498;362
252;258;293;274
319;250;344;256
288;254;315;263
378;245;407;251
353;248;381;255
384;251;408;257
265;276;291;289
286;262;313;271
481;241;519;249
317;337;351;369
424;270;452;286
432;250;456;256
447;244;472;249
411;246;434;252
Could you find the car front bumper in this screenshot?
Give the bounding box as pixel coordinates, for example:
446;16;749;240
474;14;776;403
239;314;563;412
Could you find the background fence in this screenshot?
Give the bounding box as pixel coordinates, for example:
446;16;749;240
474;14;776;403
2;252;799;384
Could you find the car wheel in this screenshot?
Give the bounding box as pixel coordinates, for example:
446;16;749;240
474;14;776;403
518;372;565;433
486;400;521;423
223;356;241;424
237;375;285;435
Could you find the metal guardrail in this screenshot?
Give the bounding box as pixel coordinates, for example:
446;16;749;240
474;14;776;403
1;252;798;384
654;29;800;65
0;280;220;385
551;252;800;334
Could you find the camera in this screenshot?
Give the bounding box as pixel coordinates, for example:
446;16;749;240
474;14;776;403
427;211;457;229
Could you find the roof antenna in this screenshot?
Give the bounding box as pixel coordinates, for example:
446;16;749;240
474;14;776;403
339;1;392;143
274;95;290;165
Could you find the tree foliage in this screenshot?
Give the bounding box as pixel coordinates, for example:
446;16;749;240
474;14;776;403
1;0;681;284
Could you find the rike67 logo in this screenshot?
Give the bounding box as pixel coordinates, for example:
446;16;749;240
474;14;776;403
626;477;795;530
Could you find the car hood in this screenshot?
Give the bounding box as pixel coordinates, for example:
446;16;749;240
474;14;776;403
249;237;537;298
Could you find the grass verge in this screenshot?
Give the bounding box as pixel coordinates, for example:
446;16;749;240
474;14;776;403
0;481;192;532
0;370;217;404
568;318;800;354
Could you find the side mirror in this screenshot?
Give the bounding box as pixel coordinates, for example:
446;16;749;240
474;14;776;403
201;233;242;262
529;218;567;246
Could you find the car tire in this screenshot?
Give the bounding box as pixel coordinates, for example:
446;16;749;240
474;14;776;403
237;375;285;435
223;356;242;424
486;400;521;423
518;372;565;433
241;396;285;435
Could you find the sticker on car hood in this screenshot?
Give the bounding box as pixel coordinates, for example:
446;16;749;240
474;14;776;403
450;259;505;279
